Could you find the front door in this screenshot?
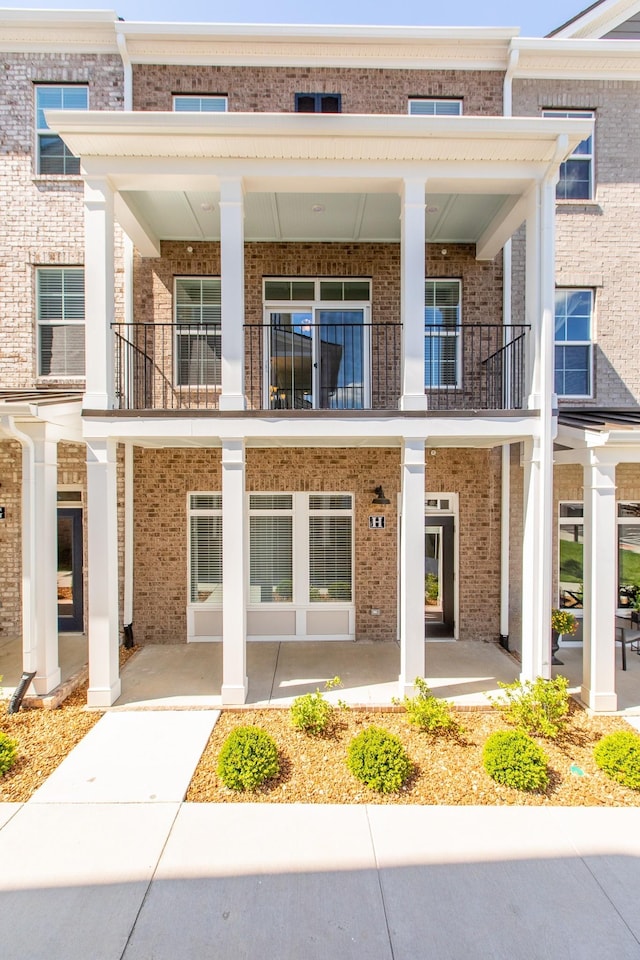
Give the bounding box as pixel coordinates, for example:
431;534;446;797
425;515;455;638
57;507;83;632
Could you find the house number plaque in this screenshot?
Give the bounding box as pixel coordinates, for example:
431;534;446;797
369;515;385;529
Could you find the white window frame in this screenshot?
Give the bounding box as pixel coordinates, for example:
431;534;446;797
263;278;372;410
543;109;594;201
617;502;640;612
174;276;222;388
424;278;462;390
172;95;228;112
409;98;462;116
35;84;88;175
36;266;85;378
554;288;593;399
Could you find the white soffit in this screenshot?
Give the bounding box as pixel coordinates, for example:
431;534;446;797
116;22;516;70
549;0;640;38
512;37;640;78
0;9;120;53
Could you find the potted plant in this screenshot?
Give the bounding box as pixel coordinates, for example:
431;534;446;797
551;608;578;666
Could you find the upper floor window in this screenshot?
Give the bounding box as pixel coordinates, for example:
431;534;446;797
409;99;462;116
295;93;341;113
37;267;85;377
554;288;593;398
175;277;221;387
424;280;461;389
173;95;228;112
35;85;87;175
543;109;594;200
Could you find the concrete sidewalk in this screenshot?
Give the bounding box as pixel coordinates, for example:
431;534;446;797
1;711;640;960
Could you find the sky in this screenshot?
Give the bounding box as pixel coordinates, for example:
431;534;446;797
7;0;591;38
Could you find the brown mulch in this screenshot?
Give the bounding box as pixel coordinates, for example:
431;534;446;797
0;644;139;803
186;702;640;806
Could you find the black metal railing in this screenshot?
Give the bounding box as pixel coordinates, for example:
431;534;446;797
112;321;529;412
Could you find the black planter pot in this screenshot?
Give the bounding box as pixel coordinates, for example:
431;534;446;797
551;628;564;666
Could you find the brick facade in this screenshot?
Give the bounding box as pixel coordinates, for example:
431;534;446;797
133;65;503;115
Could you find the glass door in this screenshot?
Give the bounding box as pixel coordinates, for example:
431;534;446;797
425;515;454;637
57;507;83;632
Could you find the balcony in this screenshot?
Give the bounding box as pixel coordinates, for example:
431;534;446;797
112;322;529;413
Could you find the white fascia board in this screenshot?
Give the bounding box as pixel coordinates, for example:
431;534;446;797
117;21;516;70
81;413;539;445
48;112;594;166
549;0;640;38
511;37;640;79
0;8;120;53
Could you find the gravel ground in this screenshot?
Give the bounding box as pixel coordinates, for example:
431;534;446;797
187;702;640;806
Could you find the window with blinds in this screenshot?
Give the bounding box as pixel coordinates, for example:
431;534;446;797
37;267;85;377
424;279;461;389
309;495;353;602
188;494;222;603
173;95;228;112
249;494;293;603
175;277;221;386
35;85;87;175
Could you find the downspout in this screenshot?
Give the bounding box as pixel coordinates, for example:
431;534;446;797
499;47;519;650
117;28;135;636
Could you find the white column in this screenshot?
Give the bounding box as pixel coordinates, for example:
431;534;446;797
84;177;115;410
500;443;510;645
400;178;428;411
221;439;247;704
86;439;121;706
582;455;617;712
18;422;60;694
520;437;553;681
399;438;426;695
219;178;246;411
123;441;134;626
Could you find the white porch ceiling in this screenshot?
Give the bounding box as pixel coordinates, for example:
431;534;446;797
120;189;508;243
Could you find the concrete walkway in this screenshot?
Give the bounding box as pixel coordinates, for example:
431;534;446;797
1;710;640;960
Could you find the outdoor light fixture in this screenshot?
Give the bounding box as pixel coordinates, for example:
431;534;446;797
372;485;390;505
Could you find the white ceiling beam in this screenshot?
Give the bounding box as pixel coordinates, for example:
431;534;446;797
114;193;161;258
475;194;529;261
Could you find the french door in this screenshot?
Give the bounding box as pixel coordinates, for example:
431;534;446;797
57;507;84;632
266;307;369;409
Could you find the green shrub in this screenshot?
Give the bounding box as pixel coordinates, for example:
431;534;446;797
275;579;292;601
594;731;640;790
346;726;412;793
425;574;439;605
327;581;351;600
0;732;18;777
290;677;343;736
217;726;279;791
482;730;549;791
489;675;570;739
394;677;460;733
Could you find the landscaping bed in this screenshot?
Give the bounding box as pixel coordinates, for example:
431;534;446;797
186;702;640;806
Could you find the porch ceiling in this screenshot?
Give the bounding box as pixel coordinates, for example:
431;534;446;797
120;188;509;244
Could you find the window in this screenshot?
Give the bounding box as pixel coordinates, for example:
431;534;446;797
295;93;341;113
554;289;593;398
173;95;228;112
263;278;371;409
618;503;640;609
543;110;594;200
188;494;222;604
409;99;462;116
249;493;353;604
35;85;87;175
559;503;584;610
424;280;461;389
37;267;85;377
174;277;221;386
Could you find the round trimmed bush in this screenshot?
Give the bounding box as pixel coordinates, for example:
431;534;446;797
0;732;18;777
482;729;549;791
594;731;640;790
346;726;412;793
217;726;280;792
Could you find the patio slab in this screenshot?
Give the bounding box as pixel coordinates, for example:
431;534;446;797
0;633;87;698
31;710;218;803
0;803;21;831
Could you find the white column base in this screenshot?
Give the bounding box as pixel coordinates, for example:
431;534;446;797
399;394;428;411
87;679;122;708
221;680;248;705
397;677;420;699
580;686;617;713
82;391;111;410
33;668;62;696
219;393;246;411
